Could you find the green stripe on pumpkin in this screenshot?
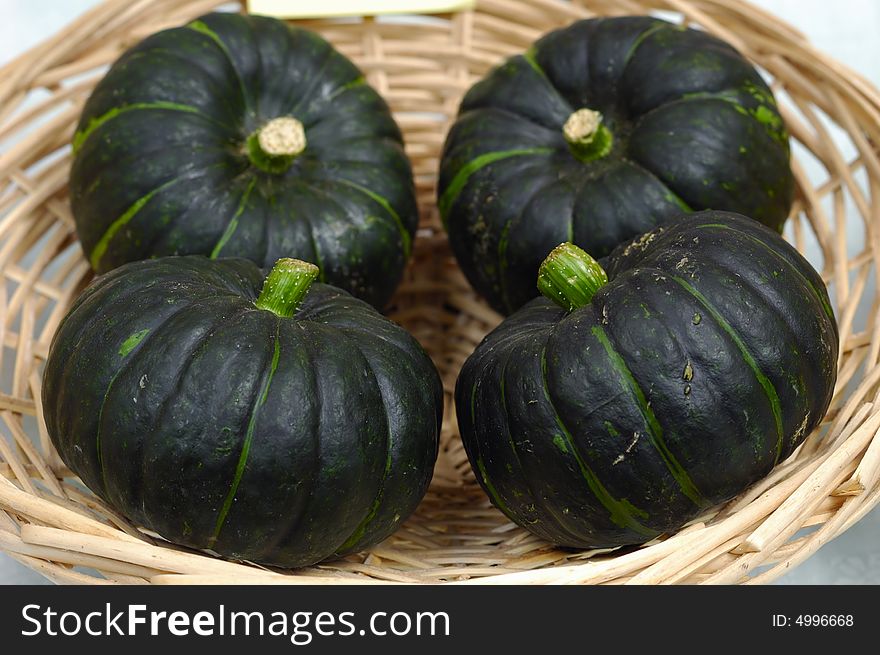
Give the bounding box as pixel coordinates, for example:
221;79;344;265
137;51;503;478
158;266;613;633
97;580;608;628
522;47;549;80
211;322;282;545
670;274;785;463
498;347;587;543
438;148;554;225
336;348;395;553
622;21;669;68
322;76;367;107
118;329;150;357
210;177;258;259
72;102;207;153
187;19;229;52
187;20;250;113
333;178;412;259
664;190;693;213
95;323;162;495
695;222;834;322
677;88;788;147
540;347;656;536
475;456;509;515
468;379;514;515
89;176;185;270
591;325;705;506
335;429;393;553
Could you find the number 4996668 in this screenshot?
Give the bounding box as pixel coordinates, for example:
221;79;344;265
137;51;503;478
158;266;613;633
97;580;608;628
798;615;853;627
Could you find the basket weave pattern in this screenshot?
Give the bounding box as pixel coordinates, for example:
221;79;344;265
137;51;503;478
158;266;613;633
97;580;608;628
1;0;879;584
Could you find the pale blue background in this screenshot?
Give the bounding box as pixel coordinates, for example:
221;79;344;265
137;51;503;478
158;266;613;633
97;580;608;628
0;0;878;584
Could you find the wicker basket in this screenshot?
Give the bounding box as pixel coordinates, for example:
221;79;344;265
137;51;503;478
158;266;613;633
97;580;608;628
1;0;879;585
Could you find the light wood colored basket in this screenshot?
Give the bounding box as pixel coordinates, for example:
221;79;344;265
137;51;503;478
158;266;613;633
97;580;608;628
1;0;879;585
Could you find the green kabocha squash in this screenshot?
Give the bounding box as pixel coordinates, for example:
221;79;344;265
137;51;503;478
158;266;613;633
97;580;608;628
439;16;794;314
70;12;417;309
42;256;442;567
455;211;836;548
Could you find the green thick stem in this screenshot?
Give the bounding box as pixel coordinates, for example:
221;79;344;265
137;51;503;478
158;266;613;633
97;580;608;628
537;242;609;312
246;116;306;174
255;258;319;317
563;108;613;162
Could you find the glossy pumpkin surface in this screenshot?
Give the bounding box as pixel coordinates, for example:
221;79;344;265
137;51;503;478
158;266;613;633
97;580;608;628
456;212;836;548
71;12;417;308
43;256;443;567
439;16;794;313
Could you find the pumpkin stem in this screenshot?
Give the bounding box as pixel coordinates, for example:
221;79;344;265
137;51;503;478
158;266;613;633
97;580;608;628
537;242;609;312
255;258;319;317
563;109;613;162
246;117;307;174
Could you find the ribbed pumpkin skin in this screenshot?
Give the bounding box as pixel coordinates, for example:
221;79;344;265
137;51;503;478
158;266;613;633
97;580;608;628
70;12;417;309
455;212;836;548
439;16;795;314
42;257;442;568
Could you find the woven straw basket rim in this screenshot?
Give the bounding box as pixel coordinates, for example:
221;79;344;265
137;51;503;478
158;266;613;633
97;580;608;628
1;0;880;585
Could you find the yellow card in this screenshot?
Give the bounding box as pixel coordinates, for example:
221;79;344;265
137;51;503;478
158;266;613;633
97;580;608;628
246;0;475;19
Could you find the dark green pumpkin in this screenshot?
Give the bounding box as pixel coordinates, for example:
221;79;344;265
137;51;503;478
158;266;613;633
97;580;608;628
439;16;794;314
42;256;442;568
455;211;836;548
70;12;417;309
